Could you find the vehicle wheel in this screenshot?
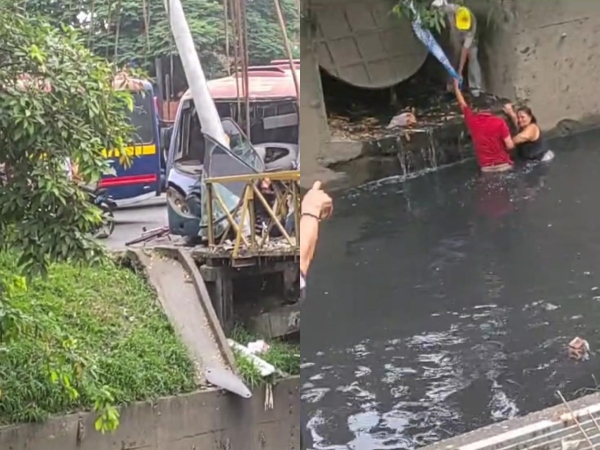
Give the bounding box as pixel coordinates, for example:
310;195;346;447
94;204;115;239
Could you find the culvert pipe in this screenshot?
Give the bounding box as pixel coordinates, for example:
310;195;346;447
310;0;428;89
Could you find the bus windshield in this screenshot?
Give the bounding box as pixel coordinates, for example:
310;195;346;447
128;91;155;144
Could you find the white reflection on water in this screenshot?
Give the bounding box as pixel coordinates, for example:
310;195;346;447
303;305;526;449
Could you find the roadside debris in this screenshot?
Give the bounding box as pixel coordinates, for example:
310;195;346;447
328;115;384;140
247;340;271;355
568;337;590;361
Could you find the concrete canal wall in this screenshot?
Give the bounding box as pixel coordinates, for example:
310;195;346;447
0;377;300;450
468;0;600;133
300;0;600;185
423;392;600;450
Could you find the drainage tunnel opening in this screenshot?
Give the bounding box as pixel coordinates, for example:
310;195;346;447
321;53;506;141
321;54;453;138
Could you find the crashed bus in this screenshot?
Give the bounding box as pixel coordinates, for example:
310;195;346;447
208;61;299;171
164;63;299;239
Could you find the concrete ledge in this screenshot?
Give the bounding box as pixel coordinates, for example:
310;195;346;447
329;119;473;179
154;246;238;372
424;393;600;450
0;377;300;450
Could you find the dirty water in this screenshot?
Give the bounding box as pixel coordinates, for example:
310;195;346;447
301;130;600;449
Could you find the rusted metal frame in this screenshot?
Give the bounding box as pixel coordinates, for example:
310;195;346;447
232;0;243;122
240;0;251;139
204;171;300;252
212;189;249;247
206;181;247;247
224;0;231;76
259;182;293;246
291;181;300;240
204;170;300;184
273;0;299;97
206;183;215;246
252;184;293;244
557;391;595;449
232;185;252;258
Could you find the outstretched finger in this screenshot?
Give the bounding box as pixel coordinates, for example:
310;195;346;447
311;181;322;191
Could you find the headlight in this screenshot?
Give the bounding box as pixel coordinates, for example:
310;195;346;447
166;186;190;215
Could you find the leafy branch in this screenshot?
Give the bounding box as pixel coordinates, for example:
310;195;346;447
391;0;455;33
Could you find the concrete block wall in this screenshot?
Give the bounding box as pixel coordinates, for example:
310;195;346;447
468;0;600;130
300;0;331;186
0;378;300;450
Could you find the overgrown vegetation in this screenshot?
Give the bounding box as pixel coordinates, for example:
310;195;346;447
392;0;452;33
0;252;196;428
230;325;299;388
0;4;133;276
392;0;515;32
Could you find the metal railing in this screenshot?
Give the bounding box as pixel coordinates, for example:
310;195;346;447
204;170;300;259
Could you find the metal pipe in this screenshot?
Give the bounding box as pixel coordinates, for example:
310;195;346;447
164;0;229;148
231;0;242;122
273;0;299;97
224;0;230;76
242;0;251;140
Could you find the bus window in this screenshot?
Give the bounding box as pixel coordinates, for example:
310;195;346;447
128;91;155;144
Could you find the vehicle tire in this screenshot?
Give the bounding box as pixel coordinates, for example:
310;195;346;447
94;203;115;239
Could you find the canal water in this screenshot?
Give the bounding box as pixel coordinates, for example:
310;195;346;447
301;130;600;449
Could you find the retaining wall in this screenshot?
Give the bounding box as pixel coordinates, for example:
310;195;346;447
0;377;300;450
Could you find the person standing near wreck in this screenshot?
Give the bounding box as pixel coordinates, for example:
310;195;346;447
432;0;482;98
453;79;513;172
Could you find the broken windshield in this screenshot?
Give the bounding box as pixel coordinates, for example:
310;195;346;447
221;118;264;172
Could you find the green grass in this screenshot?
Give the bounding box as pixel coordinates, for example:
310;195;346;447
230;325;300;388
0;252;196;424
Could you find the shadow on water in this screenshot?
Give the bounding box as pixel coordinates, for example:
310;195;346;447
302;129;600;449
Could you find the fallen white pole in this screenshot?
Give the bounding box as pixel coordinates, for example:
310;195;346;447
164;0;229;149
227;339;276;377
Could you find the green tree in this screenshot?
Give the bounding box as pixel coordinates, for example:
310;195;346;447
0;4;136;431
0;4;132;275
246;0;299;65
23;0;299;76
392;0;455;32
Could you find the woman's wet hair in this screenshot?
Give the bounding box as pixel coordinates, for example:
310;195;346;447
517;106;537;124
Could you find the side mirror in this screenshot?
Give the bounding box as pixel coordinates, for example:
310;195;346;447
161;127;173;152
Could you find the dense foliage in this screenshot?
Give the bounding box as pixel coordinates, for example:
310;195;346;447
392;0;454;32
0;5;167;432
0;253;195;427
24;0;299;76
392;0;512;32
0;4;132;275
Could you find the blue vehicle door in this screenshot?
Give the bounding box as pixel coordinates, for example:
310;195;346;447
100;83;162;204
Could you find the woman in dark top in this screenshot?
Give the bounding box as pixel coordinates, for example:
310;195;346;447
503;103;554;162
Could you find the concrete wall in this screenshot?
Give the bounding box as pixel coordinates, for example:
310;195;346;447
466;0;600;131
300;1;332;188
0;378;299;450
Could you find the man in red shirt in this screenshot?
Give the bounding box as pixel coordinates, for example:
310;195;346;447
453;79;513;172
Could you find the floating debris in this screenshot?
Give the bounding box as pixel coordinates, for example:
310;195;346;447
568;337;590;361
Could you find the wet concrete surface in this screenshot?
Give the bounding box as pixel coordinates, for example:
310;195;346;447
301;129;600;449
